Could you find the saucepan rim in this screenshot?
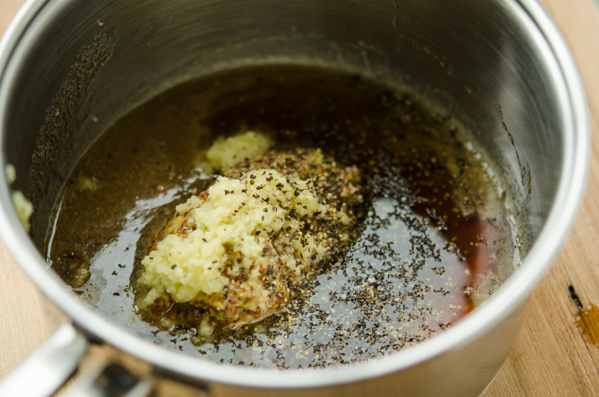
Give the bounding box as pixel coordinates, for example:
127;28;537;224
0;0;589;389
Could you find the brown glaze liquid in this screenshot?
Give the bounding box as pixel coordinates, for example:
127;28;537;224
575;304;599;347
47;64;514;368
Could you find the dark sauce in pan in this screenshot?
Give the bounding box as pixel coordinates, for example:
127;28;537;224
47;65;515;368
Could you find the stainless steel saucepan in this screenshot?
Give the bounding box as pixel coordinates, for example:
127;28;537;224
0;0;589;396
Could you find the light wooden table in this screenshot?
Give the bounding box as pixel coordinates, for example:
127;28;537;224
2;0;599;395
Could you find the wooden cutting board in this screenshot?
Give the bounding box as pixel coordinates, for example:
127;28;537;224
1;0;599;395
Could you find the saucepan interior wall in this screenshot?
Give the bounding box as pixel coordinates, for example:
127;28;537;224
2;0;561;279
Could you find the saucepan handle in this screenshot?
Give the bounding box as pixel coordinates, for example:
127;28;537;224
0;322;208;397
0;323;88;396
0;323;155;397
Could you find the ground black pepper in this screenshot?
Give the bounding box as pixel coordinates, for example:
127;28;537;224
48;64;515;370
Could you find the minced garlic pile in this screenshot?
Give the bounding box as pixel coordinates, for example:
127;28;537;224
138;133;364;329
203;131;273;172
141;169;328;320
6;163;33;233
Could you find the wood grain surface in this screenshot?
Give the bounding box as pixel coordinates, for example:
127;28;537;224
1;0;599;395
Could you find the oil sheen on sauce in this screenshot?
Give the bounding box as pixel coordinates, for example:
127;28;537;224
47;65;515;369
